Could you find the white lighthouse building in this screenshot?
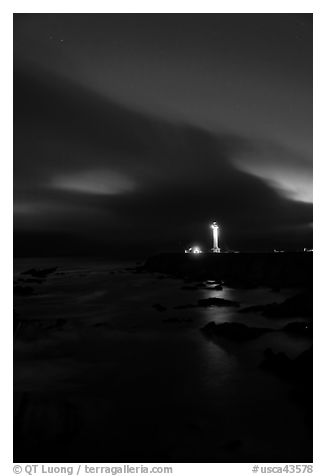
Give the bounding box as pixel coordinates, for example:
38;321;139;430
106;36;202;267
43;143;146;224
211;222;220;253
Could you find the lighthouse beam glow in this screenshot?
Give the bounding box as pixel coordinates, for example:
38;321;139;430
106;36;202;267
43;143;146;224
211;222;220;253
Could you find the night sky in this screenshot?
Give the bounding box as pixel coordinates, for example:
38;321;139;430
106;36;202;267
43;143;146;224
13;13;313;258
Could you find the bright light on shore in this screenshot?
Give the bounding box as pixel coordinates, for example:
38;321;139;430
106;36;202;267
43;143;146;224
185;247;202;254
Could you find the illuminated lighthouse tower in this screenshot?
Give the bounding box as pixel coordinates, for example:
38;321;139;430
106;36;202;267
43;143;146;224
211;222;220;253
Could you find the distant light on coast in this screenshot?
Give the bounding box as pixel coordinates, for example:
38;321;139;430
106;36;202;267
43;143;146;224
185;246;202;254
185;222;222;254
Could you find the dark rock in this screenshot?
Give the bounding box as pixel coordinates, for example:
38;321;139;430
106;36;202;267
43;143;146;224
263;291;312;319
281;321;312;337
93;322;114;329
39;318;68;330
197;297;239;308
21;267;58;278
20;278;44;284
183;277;200;283
162;317;193;323
238;291;313;320
271;286;281;292
173;304;198;310
125;266;145;274
202;321;273;341
13;309;21;334
14;285;35;296
152;303;167;312
294;348;313;382
261;347;312;382
260;348;292;376
20;318;68;333
238;304;268;314
223;279;259;289
133;266;146;274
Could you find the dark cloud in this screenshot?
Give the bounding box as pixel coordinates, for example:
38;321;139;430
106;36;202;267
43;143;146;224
14;65;312;257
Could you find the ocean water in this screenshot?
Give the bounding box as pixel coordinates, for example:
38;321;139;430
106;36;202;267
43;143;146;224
13;258;312;462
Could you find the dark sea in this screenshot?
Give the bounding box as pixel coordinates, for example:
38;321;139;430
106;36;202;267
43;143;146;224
13;258;312;462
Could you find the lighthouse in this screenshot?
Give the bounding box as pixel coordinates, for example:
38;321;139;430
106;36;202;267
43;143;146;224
211;222;220;253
